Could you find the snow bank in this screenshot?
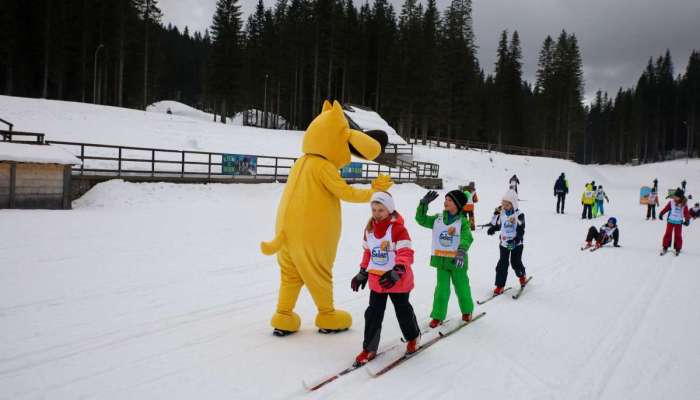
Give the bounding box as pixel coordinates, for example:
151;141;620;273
0;142;81;165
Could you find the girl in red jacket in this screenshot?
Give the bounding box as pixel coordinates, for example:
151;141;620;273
659;188;691;255
350;191;420;366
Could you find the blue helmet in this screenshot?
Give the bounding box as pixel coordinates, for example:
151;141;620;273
607;217;617;226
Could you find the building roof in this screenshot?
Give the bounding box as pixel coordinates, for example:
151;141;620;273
343;104;407;145
0;142;81;165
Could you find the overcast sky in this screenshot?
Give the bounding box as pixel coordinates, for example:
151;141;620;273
159;0;700;104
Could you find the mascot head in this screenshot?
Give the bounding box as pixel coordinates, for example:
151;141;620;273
302;100;387;168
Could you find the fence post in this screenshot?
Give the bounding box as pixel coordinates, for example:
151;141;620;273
208;153;212;180
181;151;185;177
118;147;122;177
151;149;155;177
274;157;279;181
80;144;84;175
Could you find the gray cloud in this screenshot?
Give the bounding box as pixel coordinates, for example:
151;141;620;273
158;0;700;104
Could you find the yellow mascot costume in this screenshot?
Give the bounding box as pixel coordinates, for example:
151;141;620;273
261;100;393;335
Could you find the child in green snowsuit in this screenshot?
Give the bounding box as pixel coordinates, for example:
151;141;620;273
415;190;474;328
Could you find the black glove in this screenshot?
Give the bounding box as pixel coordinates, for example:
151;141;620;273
421;190;439;205
454;249;466;268
379;265;405;289
351;269;368;292
487;226;497;235
684;220;690;226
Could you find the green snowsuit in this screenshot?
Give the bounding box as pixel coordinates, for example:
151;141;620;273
415;202;475;320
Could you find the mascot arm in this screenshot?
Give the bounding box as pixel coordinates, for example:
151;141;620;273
319;163;374;203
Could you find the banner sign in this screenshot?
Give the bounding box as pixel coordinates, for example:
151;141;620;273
222;154;257;176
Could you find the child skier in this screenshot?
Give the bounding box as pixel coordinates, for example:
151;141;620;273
509;174;520;194
659;188;691;255
690;202;700;219
487;190;529;294
646;188;659;220
462;181;479;231
415;190;474;328
595;185;609;216
351;192;420;365
581;183;595;219
581;217;620;250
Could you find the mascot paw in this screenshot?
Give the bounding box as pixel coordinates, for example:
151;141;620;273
271;311;301;332
315;309;352;330
371;174;394;192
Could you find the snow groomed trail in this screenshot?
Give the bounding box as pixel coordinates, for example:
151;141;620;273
1;96;699;399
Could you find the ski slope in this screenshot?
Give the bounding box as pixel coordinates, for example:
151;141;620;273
1;96;700;399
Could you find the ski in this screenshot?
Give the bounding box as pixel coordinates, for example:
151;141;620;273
580;244;592;251
366;312;486;378
476;287;513;305
512;276;533;300
302;345;397;391
303;320;445;391
660;248;668;256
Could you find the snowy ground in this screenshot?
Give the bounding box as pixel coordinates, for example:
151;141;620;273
1;96;700;399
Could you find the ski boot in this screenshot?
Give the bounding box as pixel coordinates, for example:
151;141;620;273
493;286;505;295
429;319;442;329
354;350;376;367
406;337;420;354
519;275;529;287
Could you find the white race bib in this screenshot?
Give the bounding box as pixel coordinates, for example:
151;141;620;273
367;225;396;275
431;216;461;257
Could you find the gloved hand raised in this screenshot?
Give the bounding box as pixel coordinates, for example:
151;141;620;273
487;226;497;235
420;190;439;205
379;265;406;289
454;249;466;268
371;174;394;192
351;269;368;291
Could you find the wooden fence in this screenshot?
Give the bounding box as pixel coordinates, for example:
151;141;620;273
46;140;438;183
408;136;574;160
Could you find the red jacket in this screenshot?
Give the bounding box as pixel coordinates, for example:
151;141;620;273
659;200;690;224
360;212;415;293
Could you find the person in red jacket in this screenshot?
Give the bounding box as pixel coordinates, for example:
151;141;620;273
351;191;420;366
659;188;691;255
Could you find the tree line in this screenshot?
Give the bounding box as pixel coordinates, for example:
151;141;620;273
1;0;697;164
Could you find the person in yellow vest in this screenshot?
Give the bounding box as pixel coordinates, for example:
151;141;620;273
261;100;393;337
581;183;595;220
462;181;479;231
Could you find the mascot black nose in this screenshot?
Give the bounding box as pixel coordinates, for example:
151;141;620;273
349;130;388;158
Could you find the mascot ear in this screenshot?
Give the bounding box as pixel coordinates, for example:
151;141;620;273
348;129;387;160
322;100;332;112
362;130;388;151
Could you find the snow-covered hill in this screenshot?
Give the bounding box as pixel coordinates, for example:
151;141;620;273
1;95;699;399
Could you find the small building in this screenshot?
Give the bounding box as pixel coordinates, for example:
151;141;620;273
0;142;80;209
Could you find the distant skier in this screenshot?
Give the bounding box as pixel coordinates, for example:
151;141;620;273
690;202;700;219
462;181;479;231
646;188;660;220
581;183;595;219
581;217;620;250
415;190;475;328
554;173;569;214
487;190;529;295
509;174;520;194
595;185;610;216
659;188;691;255
653;178;658;192
351;192;420;365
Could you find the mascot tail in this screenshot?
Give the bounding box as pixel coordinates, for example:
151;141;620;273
260;231;286;255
